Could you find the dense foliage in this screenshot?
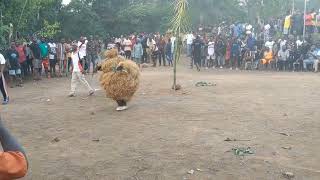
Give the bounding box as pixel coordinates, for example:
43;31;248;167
0;0;319;46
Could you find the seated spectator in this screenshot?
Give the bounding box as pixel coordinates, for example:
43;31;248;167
265;38;275;52
277;45;290;71
261;47;274;65
0;117;28;179
313;45;320;72
303;45;318;71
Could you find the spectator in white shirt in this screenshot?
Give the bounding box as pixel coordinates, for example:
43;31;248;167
185;32;194;57
0;53;9;104
68;44;94;97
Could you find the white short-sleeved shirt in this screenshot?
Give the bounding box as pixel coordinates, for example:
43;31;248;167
0;53;6;65
186;34;194;45
71;52;81;72
208;42;215;56
265;41;275;50
77;41;87;59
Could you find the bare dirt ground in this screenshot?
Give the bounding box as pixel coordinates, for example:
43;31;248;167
2;57;320;180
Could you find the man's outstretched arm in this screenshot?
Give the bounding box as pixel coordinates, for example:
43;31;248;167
0;117;28;179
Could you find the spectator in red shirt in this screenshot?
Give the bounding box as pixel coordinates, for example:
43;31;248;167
15;42;27;79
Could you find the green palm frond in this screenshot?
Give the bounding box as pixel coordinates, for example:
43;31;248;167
170;0;190;34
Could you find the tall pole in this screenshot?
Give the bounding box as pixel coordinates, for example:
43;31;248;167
292;0;295;15
303;0;307;41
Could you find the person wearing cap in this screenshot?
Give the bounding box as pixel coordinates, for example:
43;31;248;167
68;44;94;97
0;117;28;179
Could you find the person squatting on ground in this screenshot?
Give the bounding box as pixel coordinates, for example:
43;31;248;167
0;53;9;105
68;44;94;97
0;117;28;179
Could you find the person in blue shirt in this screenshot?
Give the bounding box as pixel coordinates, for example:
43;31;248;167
132;39;143;69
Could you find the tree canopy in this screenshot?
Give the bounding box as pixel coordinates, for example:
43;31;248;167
0;0;320;45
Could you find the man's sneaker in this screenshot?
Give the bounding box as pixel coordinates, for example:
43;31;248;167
116;106;128;111
220;66;223;69
89;90;95;96
2;97;9;105
68;93;75;97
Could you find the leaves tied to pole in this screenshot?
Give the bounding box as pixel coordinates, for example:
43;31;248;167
170;0;190;90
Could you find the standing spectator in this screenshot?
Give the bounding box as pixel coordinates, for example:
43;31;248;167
141;35;148;64
291;11;304;36
283;11;291;36
78;37;87;73
225;39;231;68
25;43;33;76
0;52;9;104
316;10;320;33
15;41;27;79
151;42;159;67
305;10;315;34
39;37;50;78
207;39;215;69
123;37;132;59
6;42;22;88
86;35;98;73
185;32;194;57
0;117;28;179
48;39;57;77
158;36;166;66
264;22;271;42
165;38;173;67
146;36;156;63
231;39;241;70
68;44;94;97
29;37;42;80
215;36;225;69
65;39;73;76
132;39;143;69
192;35;203;71
56;38;66;77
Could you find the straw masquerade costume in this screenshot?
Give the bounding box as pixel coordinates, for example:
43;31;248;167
97;49;140;111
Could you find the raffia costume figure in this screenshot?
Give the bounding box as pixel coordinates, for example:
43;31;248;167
97;49;140;111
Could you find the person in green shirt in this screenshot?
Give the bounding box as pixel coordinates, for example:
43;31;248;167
39;37;50;78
